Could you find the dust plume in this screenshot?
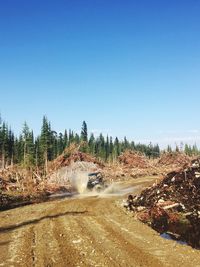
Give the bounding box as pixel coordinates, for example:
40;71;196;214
70;171;89;194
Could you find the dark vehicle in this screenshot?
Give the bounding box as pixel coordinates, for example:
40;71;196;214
87;172;107;192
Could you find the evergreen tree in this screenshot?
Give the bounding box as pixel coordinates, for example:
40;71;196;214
114;137;120;158
22;122;35;167
88;133;95;155
68;129;74;144
58;132;64;155
154;144;160;158
109;137;114;161
105;136;110;161
81;121;88;142
27;130;35;166
17;134;24;164
63;130;68;148
184;144;192;156
50;131;58;159
167;145;172;153
40;116;51;173
130;141;135;150
35;136;42;169
8;129;14;166
99;133;105;159
0;122;8;168
22;122;29;165
74;133;80;144
192;144;199;155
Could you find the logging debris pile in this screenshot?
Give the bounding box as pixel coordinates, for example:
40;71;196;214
157;152;191;170
48;147;104;173
0;165;70;211
118;150;150;168
124;158;200;248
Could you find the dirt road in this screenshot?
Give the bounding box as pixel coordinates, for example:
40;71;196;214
0;177;200;267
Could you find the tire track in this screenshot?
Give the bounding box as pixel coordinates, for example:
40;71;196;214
93;216;165;267
101;215;200;267
51;216;82;267
1;178;200;267
59;215;114;267
80;216;155;267
29;220;65;267
2;226;33;267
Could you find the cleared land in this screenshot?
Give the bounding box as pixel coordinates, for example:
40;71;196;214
0;176;200;267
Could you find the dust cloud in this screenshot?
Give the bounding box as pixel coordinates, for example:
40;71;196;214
70;171;138;198
69;171;89;194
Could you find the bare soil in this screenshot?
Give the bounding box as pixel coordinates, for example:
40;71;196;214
0;176;200;267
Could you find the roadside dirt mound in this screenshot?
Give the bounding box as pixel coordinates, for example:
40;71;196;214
157;152;191;170
118;150;150;168
125;158;200;248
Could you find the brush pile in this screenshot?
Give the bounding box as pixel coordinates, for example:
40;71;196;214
124;158;200;248
118;150;150;168
0;164;71;210
48;144;104;173
156;152;191;171
103;150;157;181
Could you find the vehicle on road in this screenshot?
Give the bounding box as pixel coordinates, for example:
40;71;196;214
87;172;107;192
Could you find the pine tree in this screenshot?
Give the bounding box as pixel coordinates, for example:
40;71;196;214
105;135;110;161
175;145;180;152
57;132;64;155
88;133;95;155
130;141;135;150
8;129;14;166
81;121;88;142
184;144;191;156
49;130;57;159
109;137;114;161
40;116;51;173
68;129;74;144
22;122;29;166
17;134;24;164
167;145;172;153
99;133;105;159
80;121;88;152
74;133;80;144
63;130;68;148
154;144;160;158
21;122;35;167
114;137;120;158
28;130;35;166
192;144;199;155
0;122;8;168
35;136;41;169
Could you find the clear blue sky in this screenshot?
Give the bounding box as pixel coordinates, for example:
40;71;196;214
0;0;200;147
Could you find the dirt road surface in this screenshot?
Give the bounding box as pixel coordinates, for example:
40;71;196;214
0;176;200;267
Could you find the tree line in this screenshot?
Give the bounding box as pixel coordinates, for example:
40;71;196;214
0;115;198;171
